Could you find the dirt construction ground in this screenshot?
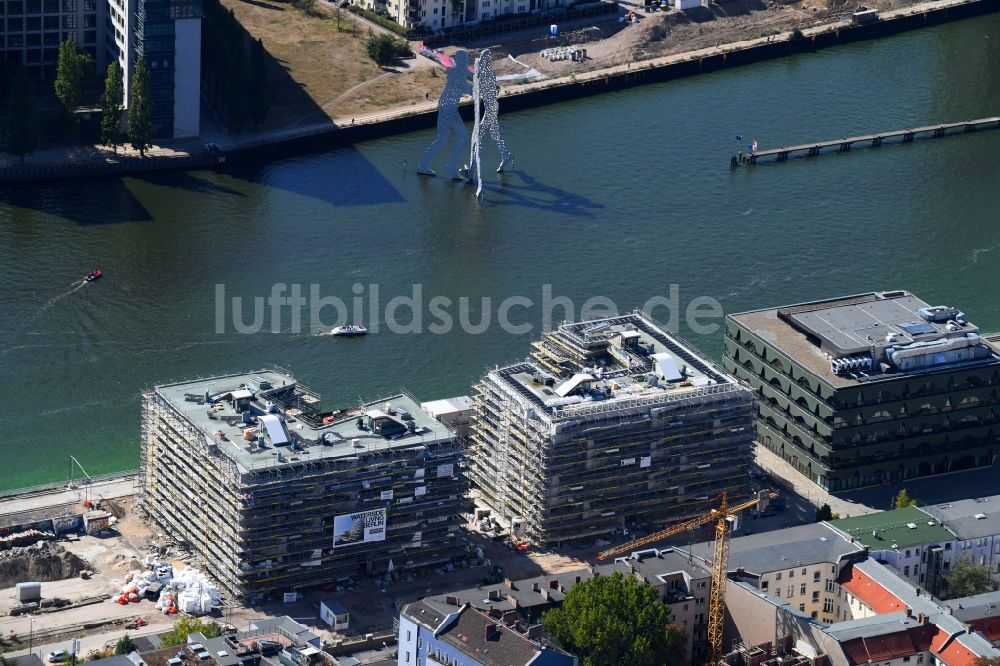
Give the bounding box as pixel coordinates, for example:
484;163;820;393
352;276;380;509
220;0;922;129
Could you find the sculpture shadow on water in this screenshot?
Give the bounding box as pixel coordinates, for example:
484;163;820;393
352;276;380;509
233;147;406;208
484;168;605;218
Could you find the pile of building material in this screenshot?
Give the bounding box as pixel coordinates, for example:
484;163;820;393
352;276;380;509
0;540;92;588
0;529;54;550
120;558;221;615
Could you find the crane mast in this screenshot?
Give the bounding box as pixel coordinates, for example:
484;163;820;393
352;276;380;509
595;490;776;665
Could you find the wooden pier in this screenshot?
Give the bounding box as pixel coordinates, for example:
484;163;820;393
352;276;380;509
736;116;1000;165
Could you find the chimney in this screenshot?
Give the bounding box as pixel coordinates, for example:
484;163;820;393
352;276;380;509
549;579;559;589
917;613;928;625
445;596;460;606
504;578;514;589
488;589;501;601
905;607;913;618
532;582;540;592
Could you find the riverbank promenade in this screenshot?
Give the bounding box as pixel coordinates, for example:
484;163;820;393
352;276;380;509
0;0;992;184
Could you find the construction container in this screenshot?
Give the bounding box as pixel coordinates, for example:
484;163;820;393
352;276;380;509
17;582;42;603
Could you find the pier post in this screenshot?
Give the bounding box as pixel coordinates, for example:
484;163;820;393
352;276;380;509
903;132;914;142
933;126;945;137
839;142;851;152
872;136;882;147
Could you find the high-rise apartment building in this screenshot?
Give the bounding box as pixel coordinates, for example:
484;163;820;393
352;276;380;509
468;312;754;547
140;368;465;603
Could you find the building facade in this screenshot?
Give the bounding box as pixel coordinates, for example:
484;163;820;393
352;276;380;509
355;0;567;31
725;291;1000;492
0;0;102;78
468;312;754;547
140;368;465;603
397;601;577;666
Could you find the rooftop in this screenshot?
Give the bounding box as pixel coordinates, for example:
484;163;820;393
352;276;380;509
920;495;1000;540
491;312;742;419
729;291;1000;388
689;522;862;576
947;590;1000;624
829;507;955;550
153;368;455;474
425;548;710;614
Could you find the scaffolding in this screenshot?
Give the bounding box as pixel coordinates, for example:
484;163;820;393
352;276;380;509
139;372;467;603
468;312;756;547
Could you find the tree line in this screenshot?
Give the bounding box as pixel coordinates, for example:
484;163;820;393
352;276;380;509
202;0;268;132
3;39;155;161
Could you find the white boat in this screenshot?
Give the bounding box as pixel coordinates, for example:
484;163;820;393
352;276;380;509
330;324;368;337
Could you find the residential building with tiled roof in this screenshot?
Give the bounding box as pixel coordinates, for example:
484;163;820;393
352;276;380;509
828;508;958;595
397;600;577;666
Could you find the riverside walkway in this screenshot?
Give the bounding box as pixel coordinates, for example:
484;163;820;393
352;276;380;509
739;116;1000;164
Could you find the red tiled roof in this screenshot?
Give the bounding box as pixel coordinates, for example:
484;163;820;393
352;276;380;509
969;617;1000;642
937;639;980;666
839;565;907;615
841;632;918;665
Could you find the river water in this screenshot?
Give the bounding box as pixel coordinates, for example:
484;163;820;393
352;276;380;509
1;15;998;490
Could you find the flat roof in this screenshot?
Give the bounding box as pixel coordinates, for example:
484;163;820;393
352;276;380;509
829;507;955;550
920;495;1000;540
420;396;473;418
689;523;862;575
153;369;455;473
947;590;1000;622
493;312;743;419
729;291;1000;388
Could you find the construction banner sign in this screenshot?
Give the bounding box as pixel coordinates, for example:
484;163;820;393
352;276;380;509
332;508;387;548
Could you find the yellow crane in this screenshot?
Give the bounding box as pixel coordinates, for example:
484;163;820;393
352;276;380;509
596;490;776;666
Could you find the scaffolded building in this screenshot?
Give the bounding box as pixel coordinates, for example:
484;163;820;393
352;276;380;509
139;368;464;603
468;312;754;547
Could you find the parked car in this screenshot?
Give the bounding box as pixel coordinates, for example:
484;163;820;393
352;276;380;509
47;650;68;663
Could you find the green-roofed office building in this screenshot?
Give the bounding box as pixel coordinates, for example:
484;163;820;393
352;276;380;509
724;291;1000;493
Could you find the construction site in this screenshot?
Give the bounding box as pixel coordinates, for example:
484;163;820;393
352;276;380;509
467;311;756;547
139;368;467;604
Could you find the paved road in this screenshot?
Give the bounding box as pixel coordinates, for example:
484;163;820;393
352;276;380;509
0;477;137;519
754;446;878;518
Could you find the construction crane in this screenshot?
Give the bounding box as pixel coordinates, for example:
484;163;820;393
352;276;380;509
596;490;777;666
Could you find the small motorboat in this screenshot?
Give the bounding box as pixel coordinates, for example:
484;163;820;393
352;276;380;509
330;324;368;337
85;269;103;282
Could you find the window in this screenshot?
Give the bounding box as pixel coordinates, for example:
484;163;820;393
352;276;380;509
812;591;819;602
813;571;820;582
800;583;806;596
811;611;818;619
775;588;781;598
405;652;410;663
826;580;835;592
787;586;793;597
789;570;794;579
776;572;782;580
904;566;910;576
824;599;834;613
406;631;411;642
945;543;952;550
761;581;769;591
799;604;805;612
905;550;911;558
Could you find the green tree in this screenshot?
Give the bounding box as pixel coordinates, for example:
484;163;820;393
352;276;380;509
365;33;407;66
543;572;686;666
54;39;92;135
114;634;136;655
127;57;153;156
7;68;38;163
972;658;1000;666
815;503;833;522
895;489;918;509
159;618;223;647
100;60;124;152
944;555;994;599
247;38;269;130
